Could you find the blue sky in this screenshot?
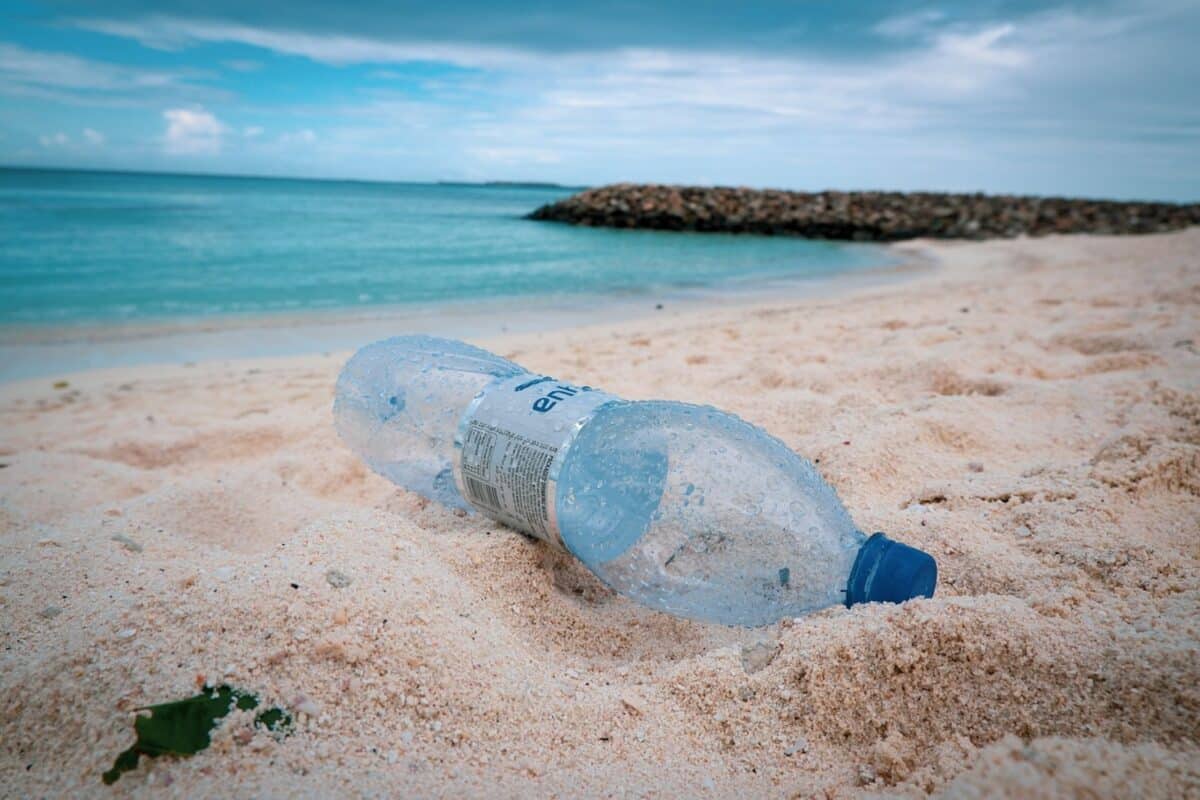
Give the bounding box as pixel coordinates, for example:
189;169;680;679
1;0;1197;199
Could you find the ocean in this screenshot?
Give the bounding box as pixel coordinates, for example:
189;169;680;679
0;168;891;327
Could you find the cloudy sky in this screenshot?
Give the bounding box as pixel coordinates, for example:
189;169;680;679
1;0;1197;199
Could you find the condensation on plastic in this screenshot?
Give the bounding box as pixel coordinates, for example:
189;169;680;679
555;401;865;625
334;336;523;510
335;335;867;626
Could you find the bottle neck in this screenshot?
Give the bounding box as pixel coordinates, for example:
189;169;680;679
845;532;938;606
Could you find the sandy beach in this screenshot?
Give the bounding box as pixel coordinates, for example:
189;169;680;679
1;230;1198;797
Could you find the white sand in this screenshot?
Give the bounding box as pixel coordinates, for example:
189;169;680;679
1;230;1198;797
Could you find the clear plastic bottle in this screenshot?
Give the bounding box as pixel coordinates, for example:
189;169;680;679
335;335;936;626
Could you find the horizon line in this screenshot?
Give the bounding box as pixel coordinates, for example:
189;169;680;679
2;164;1196;204
0;163;588;191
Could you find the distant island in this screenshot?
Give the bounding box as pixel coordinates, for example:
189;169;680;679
529;183;1200;241
437;180;583;190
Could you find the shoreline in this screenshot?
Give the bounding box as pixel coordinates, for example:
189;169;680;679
0;243;926;383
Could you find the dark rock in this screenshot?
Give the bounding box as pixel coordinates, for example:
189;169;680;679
528;184;1200;241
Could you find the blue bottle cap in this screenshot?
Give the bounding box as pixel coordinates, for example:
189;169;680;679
845;532;937;607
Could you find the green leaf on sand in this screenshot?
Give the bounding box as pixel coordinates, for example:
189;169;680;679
102;685;291;785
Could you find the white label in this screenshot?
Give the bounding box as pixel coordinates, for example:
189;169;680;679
454;372;616;547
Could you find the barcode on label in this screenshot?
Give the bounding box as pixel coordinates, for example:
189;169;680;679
464;476;501;509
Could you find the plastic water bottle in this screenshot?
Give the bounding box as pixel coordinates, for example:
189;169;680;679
334;335;936;626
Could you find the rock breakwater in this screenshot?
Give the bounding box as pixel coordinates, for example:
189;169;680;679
529;184;1200;241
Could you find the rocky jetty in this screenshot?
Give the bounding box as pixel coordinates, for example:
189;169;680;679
529;184;1200;241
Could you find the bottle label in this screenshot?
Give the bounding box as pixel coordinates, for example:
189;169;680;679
454;372;616;548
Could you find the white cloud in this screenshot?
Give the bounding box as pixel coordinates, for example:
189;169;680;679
0;42;225;107
243;125;264;138
65;11;1038;122
39;132;69;148
82;127;105;145
279;129;317;145
163;107;226;155
467;145;561;165
71;17;532;68
935;24;1028;69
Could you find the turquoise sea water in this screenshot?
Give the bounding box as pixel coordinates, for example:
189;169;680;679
0;167;890;327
